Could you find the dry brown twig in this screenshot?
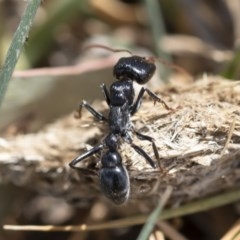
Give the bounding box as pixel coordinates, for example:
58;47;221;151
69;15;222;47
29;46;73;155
0;76;240;207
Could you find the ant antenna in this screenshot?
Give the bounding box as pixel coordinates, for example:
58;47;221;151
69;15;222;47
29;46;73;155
147;56;192;78
83;44;191;77
83;44;133;55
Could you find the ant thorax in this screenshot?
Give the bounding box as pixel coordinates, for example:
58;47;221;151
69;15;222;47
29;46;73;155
108;103;131;135
109;80;135;106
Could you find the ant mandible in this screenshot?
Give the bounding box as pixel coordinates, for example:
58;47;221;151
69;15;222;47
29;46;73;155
69;45;176;204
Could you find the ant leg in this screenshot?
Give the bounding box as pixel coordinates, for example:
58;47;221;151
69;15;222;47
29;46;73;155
100;83;111;106
123;132;156;168
123;133;156;169
135;131;163;170
75;100;107;121
69;144;103;170
131;87;171;115
131;143;157;169
130;87;144;115
135;131;159;161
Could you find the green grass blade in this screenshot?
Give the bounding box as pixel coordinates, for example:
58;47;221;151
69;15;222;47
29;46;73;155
137;186;173;240
144;0;171;80
0;0;42;108
222;46;240;79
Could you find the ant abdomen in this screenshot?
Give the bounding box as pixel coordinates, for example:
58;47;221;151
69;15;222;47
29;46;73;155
113;56;156;84
100;151;130;204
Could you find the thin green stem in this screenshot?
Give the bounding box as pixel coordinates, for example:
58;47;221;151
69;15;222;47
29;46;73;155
137;186;173;240
222;45;240;79
0;0;42;108
144;0;171;80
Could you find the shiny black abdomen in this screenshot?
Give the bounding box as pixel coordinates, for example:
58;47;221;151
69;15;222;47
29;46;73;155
99;165;129;204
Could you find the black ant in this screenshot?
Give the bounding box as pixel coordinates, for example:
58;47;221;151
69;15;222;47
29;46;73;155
69;45;182;204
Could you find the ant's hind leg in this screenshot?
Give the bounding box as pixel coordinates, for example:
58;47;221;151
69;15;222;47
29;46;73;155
131;87;172;115
135;131;163;170
75;100;107;121
135;131;159;161
123;132;156;169
69;144;103;170
131;143;157;169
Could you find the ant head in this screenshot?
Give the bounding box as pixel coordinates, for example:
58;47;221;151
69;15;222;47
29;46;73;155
113;55;191;83
113;56;156;84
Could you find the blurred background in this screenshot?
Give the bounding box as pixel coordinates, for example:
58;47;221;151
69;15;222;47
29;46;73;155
0;0;240;239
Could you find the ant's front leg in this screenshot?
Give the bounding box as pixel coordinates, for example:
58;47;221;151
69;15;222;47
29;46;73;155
100;83;111;106
69;144;103;170
130;87;172;115
75;100;107;121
